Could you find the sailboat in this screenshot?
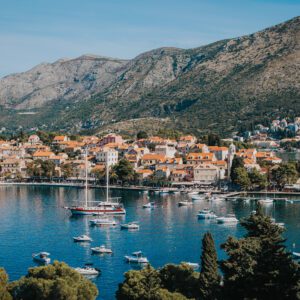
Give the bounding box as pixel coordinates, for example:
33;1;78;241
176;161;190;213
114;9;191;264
68;149;126;215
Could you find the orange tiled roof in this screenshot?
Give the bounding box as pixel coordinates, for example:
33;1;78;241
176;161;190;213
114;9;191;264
142;154;166;161
187;153;214;160
33;151;55;157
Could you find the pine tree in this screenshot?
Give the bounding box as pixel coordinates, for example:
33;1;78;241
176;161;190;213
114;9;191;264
199;232;220;300
221;203;300;300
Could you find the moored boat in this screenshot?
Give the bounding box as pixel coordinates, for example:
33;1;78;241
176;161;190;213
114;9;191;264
73;235;93;242
143;202;155;209
197;209;217;219
74;264;100;276
91;245;113;254
120;222;140;230
216;214;238;224
124;251;149;264
32;252;51;264
89;216;117;226
258;198;273;204
178;200;193;206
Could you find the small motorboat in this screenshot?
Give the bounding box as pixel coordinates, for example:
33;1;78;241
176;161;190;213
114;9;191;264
32;252;51;264
293;252;300;258
74;264;100;276
91;245;113;254
89;217;117;226
216;214;238;224
184;262;200;270
191;195;204;201
73;235;93;242
124;251;149;264
120;222;140;230
178;200;193;206
258;198;273;204
187;191;199;195
271;218;285;228
197;209;217;219
143;202;155;209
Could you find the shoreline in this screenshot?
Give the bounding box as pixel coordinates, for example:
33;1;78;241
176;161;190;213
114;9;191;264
1;182;300;196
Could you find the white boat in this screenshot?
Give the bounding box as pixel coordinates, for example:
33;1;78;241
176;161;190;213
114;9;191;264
197;209;217;219
68;150;126;215
293;252;300;258
74;265;100;276
216;214;238;224
258;198;273;204
124;251;149;264
32;252;51;264
73;235;93;242
271;218;285;228
184;262;200;270
91;245;113;254
120;222;140;230
178;200;193;206
188;191;199;195
191;195;204;201
89;216;117;226
143;202;155;209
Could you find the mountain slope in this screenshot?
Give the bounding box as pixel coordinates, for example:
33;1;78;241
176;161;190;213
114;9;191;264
0;16;299;136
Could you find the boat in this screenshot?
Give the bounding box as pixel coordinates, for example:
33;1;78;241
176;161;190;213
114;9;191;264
178;200;193;206
74;264;100;276
124;251;149;264
89;216;117;226
258;198;273;204
184;262;200;270
73;235;93;242
68;150;126;215
197;209;217;219
120;222;140;230
32;252;51;264
187;191;199;195
270;218;285;228
216;214;238;224
191;195;204;201
143;202;155;209
91;245;113;254
293;252;300;258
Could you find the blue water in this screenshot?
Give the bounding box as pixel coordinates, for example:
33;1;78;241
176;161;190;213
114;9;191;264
0;186;300;300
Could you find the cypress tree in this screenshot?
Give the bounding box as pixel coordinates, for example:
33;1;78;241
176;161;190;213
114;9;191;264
199;232;220;300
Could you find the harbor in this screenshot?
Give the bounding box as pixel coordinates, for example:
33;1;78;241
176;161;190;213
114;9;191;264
1;184;300;300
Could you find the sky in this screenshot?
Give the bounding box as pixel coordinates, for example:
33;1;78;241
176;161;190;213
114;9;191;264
0;0;299;77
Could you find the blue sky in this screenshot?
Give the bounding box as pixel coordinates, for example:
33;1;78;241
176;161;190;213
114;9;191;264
0;0;299;77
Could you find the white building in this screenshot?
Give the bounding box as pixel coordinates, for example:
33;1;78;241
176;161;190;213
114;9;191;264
193;164;220;185
96;149;118;166
154;144;176;158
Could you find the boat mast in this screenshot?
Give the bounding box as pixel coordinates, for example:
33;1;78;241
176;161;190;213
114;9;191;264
85;148;88;208
106;160;109;202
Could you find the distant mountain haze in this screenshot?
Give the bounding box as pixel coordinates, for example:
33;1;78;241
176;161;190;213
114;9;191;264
0;16;299;135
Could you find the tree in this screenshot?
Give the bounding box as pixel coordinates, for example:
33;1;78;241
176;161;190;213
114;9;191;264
159;264;198;299
230;156;244;183
137;131;148;140
116;265;161;300
0;268;12;300
248;169;268;190
221;204;300;300
234;167;251;190
9;261;98;300
199;232;220;299
155;289;188;300
113;159;135;184
271;163;298;189
60;163;74;179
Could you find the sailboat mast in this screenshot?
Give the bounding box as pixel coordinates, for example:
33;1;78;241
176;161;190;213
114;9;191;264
106;160;109;202
85;148;88;208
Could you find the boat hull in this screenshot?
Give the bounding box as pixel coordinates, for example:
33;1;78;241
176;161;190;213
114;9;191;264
69;207;126;215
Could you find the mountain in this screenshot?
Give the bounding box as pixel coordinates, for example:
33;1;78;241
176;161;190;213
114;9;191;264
0;16;299;136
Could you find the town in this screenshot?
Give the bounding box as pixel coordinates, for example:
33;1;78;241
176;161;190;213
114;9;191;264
1;117;300;192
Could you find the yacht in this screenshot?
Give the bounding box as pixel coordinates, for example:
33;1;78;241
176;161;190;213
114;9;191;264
258;198;273;204
120;222;140;230
216;214;238;224
124;251;149;264
178;200;193;206
293;252;300;258
143;202;155;209
89;216;117;226
68;150;126;215
197;209;217;219
191;194;204;201
184;262;200;270
73;235;93;242
74;265;100;276
32;252;51;264
91;245;113;254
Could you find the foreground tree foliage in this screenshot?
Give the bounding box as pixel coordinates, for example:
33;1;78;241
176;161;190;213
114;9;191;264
198;232;220;300
221;203;300;300
9;261;98;300
0;268;12;300
112;159;136;184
